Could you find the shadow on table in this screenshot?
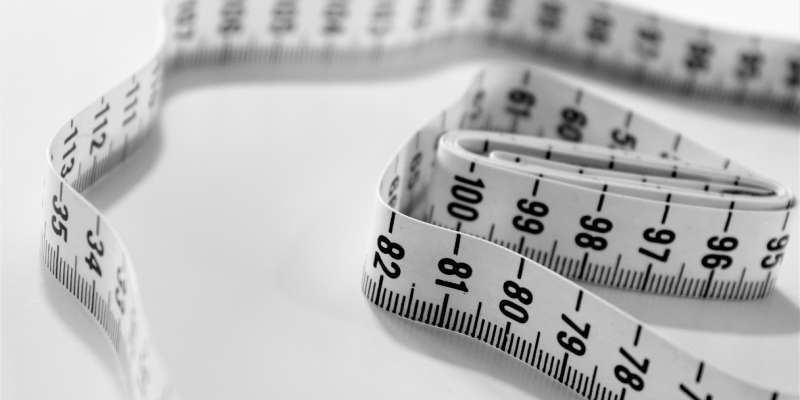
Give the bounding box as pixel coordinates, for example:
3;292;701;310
41;267;128;398
589;284;800;334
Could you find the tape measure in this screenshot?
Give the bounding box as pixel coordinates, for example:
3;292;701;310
39;0;799;399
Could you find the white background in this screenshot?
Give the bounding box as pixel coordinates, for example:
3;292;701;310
2;0;799;399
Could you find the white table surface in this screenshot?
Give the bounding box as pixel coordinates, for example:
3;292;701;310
2;0;799;399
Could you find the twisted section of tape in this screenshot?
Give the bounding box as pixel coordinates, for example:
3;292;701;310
40;0;798;399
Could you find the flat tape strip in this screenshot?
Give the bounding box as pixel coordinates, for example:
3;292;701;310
39;0;799;399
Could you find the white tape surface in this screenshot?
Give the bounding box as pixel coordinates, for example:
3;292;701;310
39;0;799;399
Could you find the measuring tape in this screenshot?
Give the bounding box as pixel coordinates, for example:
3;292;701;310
39;0;799;399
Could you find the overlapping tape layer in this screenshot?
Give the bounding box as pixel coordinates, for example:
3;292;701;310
40;0;799;399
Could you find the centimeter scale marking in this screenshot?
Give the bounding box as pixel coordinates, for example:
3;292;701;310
40;233;124;354
40;0;799;400
429;217;778;300
361;271;622;400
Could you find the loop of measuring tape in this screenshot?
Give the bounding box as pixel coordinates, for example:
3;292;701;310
40;0;798;399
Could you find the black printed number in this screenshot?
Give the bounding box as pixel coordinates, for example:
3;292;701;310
537;1;562;31
51;195;69;242
373;234;403;278
761;234;789;269
685;41;713;73
322;0;348;35
488;0;511;21
556;313;590;356
89;134;106;155
638;227;675;263
369;0;393;36
447;175;485;222
407;152;423;190
115;266;128;314
736;52;763;81
574;215;612;251
512;199;548;235
557;107;587;142
610;128;636;150
270;0;296;34
218;0;244;34
634;26;662;60
387;175;400;208
586;13;612;45
435;257;472;293
614;347;650;391
505;88;536;119
680;384;713;400
85;228;105;277
786;59;800;88
498;280;532;323
700;236;738;270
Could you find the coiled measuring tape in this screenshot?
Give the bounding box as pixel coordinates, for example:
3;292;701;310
39;0;799;399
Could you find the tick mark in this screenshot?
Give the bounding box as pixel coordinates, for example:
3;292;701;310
672;134;682;151
782;211;791;231
453;233;461;255
695;361;705;383
624;111;633;128
596;184;608;212
661;193;672;224
640;263;653;292
522;69;531;85
702;270;715;299
723;201;735;232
